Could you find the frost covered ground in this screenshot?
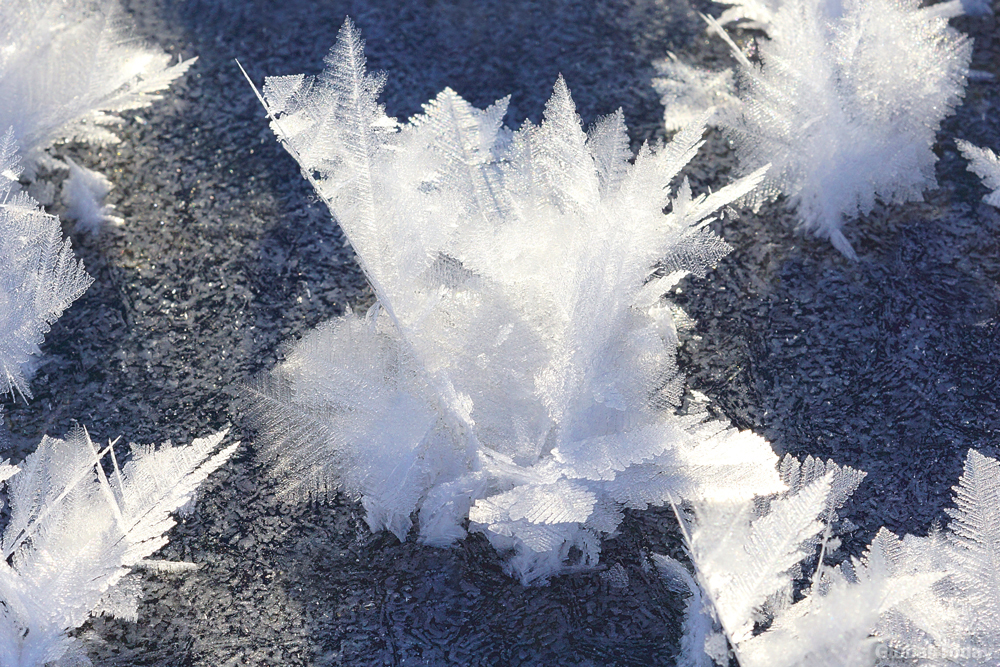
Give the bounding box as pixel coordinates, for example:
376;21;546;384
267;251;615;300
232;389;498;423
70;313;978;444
4;0;999;664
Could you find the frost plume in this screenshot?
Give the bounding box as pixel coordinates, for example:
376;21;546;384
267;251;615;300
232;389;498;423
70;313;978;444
722;0;969;258
0;427;238;667
660;456;952;667
661;448;1000;667
61;158;124;233
652;53;739;132
0;130;92;399
876;449;1000;665
246;18;777;584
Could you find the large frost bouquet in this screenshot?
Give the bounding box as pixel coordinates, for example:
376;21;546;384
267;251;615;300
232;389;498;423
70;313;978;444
248;19;781;584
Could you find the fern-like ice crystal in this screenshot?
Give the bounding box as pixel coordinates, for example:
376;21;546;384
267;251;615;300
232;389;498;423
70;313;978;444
658;455;955;667
245;18;778;584
0;0;195;231
0;130;92;399
957;140;1000;208
0;0;195;168
0;427;238;667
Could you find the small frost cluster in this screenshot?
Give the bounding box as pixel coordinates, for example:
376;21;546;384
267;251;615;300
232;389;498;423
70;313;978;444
246;19;783;584
0;0;196;393
658;448;1000;667
0;0;195;232
0;5;238;666
0;130;92;399
655;0;973;258
0;131;238;664
652;53;738;132
0;428;238;667
957;139;1000;208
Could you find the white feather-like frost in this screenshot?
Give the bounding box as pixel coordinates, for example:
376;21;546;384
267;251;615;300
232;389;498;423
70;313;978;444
248;18;776;584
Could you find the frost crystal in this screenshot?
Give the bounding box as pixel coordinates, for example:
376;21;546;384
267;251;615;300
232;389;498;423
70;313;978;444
660;449;1000;666
247;18;776;584
662;456;950;667
0;427;238;667
957;140;1000;208
652;53;739;132
0;0;195;232
696;0;971;258
0;130;92;399
876;449;1000;664
61;157;124;233
0;0;195;167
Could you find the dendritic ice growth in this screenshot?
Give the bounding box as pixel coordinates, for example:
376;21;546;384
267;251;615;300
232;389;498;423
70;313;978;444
658;0;972;259
711;0;990;34
874;448;1000;666
0;0;195;230
659;447;1000;667
244;18;781;584
652;52;739;132
0;130;92;399
0;427;239;667
657;455;948;667
957;139;1000;208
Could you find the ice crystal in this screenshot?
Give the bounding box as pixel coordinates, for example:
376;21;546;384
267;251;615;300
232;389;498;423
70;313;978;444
660;0;971;258
0;0;195;232
0;427;238;667
957;139;1000;208
0;130;92;399
245;18;776;584
660;456;948;667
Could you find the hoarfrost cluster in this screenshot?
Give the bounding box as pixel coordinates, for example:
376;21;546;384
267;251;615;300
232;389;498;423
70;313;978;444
246;19;781;584
0;126;237;665
958;139;1000;208
0;4;235;666
1;0;998;664
0;428;238;667
656;0;973;258
0;0;195;232
243;9;1000;663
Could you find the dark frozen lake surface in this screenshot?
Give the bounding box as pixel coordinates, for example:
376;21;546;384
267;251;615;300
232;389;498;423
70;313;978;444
5;0;1000;664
